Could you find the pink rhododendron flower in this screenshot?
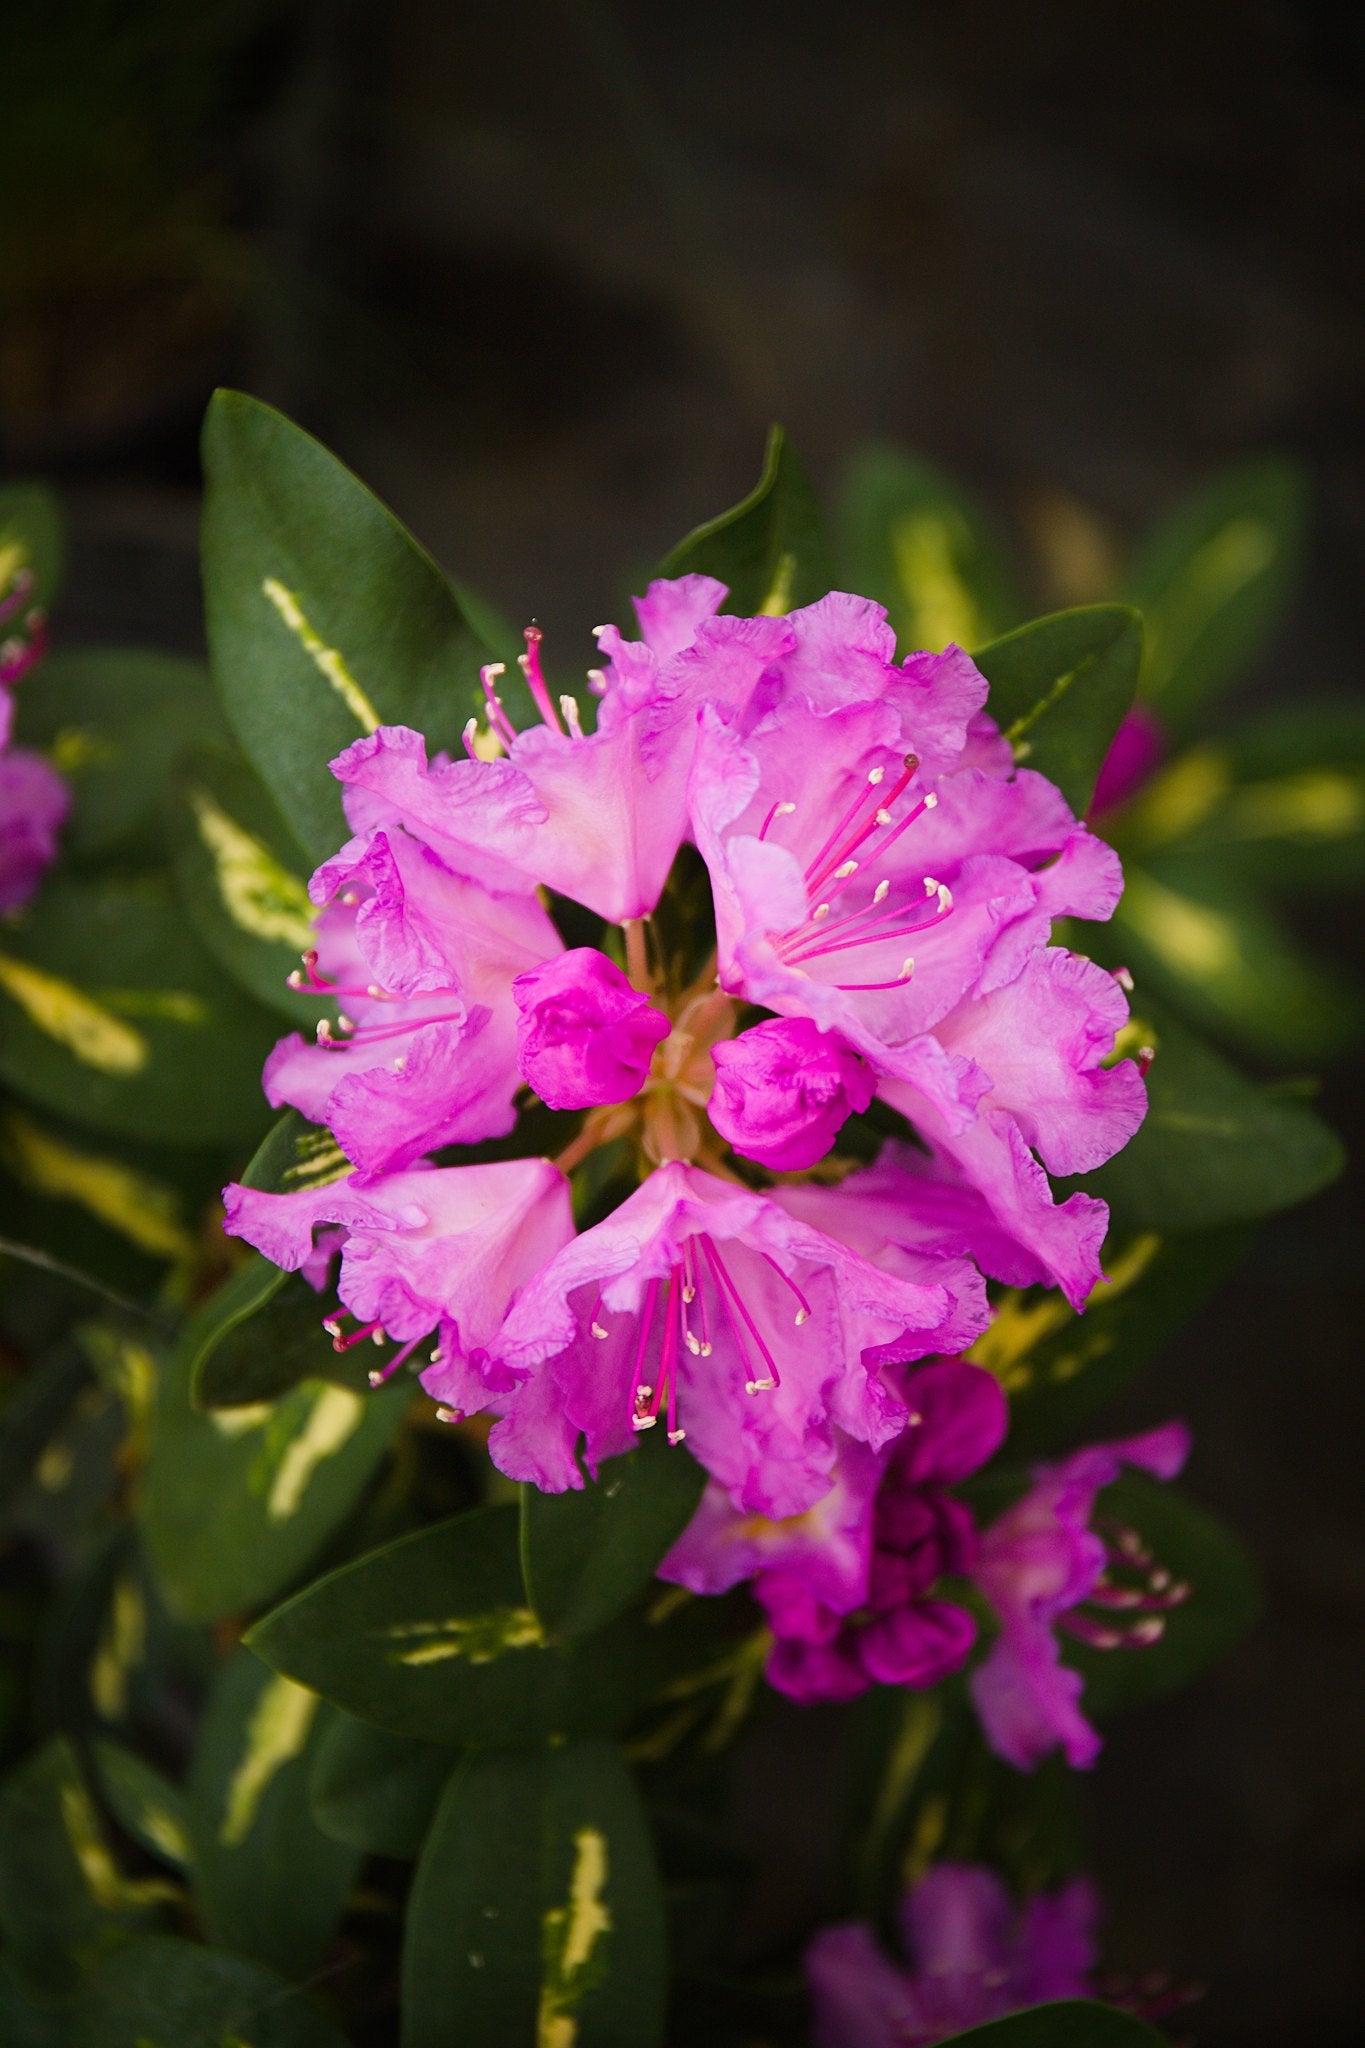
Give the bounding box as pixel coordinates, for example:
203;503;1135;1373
806;1862;1101;2048
223;1157;574;1389
513;947;670;1110
662;1360;1005;1700
709;1017;874;1170
473;1160;988;1516
0;745;68;913
971;1421;1192;1769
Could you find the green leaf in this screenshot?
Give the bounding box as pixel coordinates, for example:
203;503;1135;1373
660;425;833;615
190;1267;377;1409
836;443;1019;653
14;649;228;865
1107;856;1361;1063
940;2003;1166;2045
168;742;325;1024
140;1322;410;1621
1069;1473;1260;1718
975;1224;1252;1458
0;1343;88;1520
0;483;63;618
201;388;492;863
1071;1003;1344;1230
72;1934;349;2048
247;1504;730;1747
308;1709;454;1858
520;1434;707;1640
973;606;1142;815
0;877;279;1148
91;1742;193;1872
1125;456;1307;731
403;1738;665;2048
187;1649;359;1975
0;1740;173;1993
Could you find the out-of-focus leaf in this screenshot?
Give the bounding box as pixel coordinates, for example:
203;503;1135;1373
0;878;278;1147
1106;857;1361;1063
140;1320;410;1621
971;1224;1251;1458
247;1504;734;1747
14;649;228;865
837;444;1019;653
0;1740;174;1993
202;389;492;862
0;1343;88;1519
1071;1003;1343;1230
520;1435;707;1640
187;1649;359;1975
92;1742;192;1872
938;2004;1166;2045
0;1106;203;1295
308;1708;454;1858
403;1737;666;2048
973;606;1141;815
72;1934;349;2048
661;425;833;615
0;483;63;618
1125;457;1306;731
1070;1473;1260;1717
168;742;325;1024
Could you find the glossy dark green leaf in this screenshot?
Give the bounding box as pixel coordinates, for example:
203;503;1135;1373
308;1708;454;1858
985;1225;1252;1458
0;1343;88;1519
1069;1473;1260;1717
940;2003;1165;2045
0;877;279;1147
201;388;491;863
0;1740;173;1992
837;443;1019;653
72;1934;349;2048
13;649;228;865
1125;457;1306;731
520;1434;707;1639
403;1738;665;2048
1072;1003;1343;1230
973;606;1142;816
92;1741;193;1871
140;1320;410;1621
247;1504;732;1747
661;425;833;615
0;483;63;617
168;742;325;1023
190;1266;378;1409
187;1649;359;1975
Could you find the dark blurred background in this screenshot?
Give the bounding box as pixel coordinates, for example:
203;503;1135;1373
3;3;1362;2040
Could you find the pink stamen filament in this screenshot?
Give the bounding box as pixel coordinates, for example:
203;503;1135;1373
291;950;394;1002
316;1007;465;1051
324;1314;383;1352
480;664;519;748
804;756;919;897
762;1254;813;1325
779;893;950;967
700;1236;782;1392
368;1329;431;1386
519;625;566;736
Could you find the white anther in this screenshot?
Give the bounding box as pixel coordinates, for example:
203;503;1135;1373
322;1319;342;1338
483;662;506;681
287;970;305;988
636;1385;653;1401
667;1428;687;1444
923;875;940;893
682;1285;696;1304
590;1321;609;1340
1114;965;1135;991
559;694;585;739
435;1406;458;1424
586;667;607;692
875;808;893;826
632;1414;658;1431
794;1308;809;1326
699;1342;713;1357
340;890;360;906
371;1328;386;1345
685;1333;702;1355
899;956;916;979
923;792;938;809
429;1351;440;1364
907;1410;923;1426
872;879;890;904
833;859;859;879
745;1376;776;1394
393;1057;406;1071
867;765;885;785
775;800;797;818
591;625;608;637
368;1369;384;1387
367;984;386;999
812;902;831;921
463;716;478;747
337;1014;356;1033
936;884;953;912
315;1020;333;1043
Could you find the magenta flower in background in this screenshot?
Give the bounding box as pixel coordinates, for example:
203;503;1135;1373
971;1422;1192;1770
0;744;68;913
806;1862;1100;2048
513;947;670;1110
1090;702;1166;817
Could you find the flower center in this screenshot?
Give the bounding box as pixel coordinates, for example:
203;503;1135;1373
589;1233;811;1447
758;754;954;991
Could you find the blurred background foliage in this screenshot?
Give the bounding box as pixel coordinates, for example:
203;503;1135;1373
0;3;1362;2042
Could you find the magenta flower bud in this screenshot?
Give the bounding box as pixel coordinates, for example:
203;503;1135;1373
710;1017;875;1171
513;946;670;1111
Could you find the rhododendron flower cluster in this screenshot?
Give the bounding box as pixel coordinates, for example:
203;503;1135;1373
225;576;1168;1763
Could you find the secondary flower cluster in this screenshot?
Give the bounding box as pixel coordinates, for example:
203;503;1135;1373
225;578;1178;1768
0;551;65;912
